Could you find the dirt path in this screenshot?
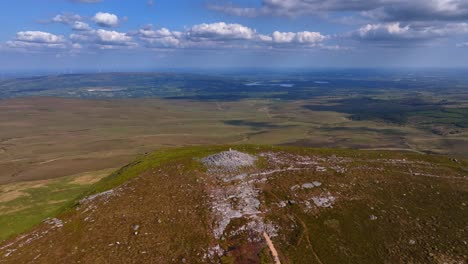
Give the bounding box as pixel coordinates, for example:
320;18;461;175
263;232;281;264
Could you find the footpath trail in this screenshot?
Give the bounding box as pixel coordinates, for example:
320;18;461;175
263;232;281;264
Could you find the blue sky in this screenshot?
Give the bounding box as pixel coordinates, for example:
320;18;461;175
1;0;468;71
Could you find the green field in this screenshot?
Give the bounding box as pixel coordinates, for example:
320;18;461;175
0;169;114;241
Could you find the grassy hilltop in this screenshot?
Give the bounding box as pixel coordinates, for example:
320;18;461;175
0;145;466;264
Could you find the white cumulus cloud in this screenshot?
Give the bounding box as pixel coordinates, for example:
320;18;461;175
16;31;65;43
70;29;136;49
95;29;131;43
355;22;468;41
92;12;119;27
72;21;91;31
138;27;183;48
135;22;328;49
52;13;82;25
6;31;68;51
4;21;331;53
271;31;326;44
188;22;256;40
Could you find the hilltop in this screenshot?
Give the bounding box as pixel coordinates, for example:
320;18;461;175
0;145;466;263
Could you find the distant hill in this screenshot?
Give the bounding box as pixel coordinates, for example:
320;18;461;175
0;146;466;263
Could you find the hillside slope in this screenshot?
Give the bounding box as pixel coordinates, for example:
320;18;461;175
0;146;466;264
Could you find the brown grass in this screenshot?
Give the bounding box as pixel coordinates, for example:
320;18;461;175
1;97;465;186
70;169;117;185
0;146;466;263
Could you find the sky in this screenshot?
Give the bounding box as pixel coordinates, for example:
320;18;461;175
1;0;468;71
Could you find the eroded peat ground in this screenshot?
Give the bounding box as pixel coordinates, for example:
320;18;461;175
0;146;466;264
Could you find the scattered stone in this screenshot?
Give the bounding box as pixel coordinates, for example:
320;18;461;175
290;185;300;191
302;181;322;189
205;245;224;259
277;201;287;208
202;150;343;260
79;190;114;204
331;166;346;173
202;150;278;259
4;249;16;257
370;215;378;221
316;166;327;172
311;194;336;208
210;180;264;239
43;218;63;228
